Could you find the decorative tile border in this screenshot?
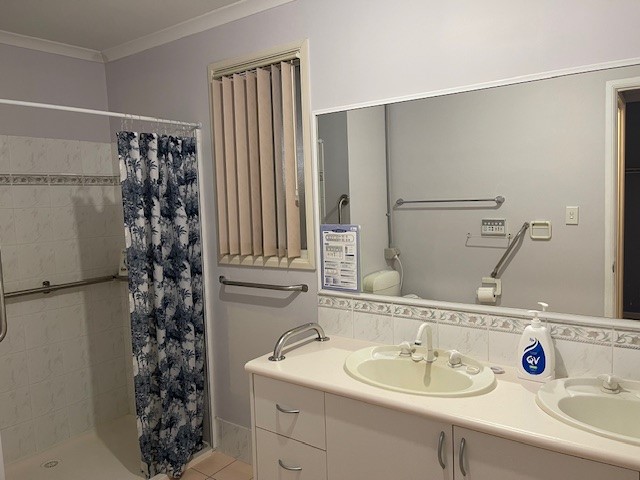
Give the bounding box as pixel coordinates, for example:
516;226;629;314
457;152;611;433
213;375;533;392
0;173;119;186
317;294;640;352
489;316;526;334
392;304;438;321
614;329;640;350
439;310;488;329
549;323;612;345
318;295;352;310
353;300;392;315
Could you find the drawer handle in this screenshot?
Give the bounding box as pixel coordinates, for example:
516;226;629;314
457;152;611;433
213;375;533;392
459;437;467;477
279;459;303;472
437;430;446;470
276;404;300;414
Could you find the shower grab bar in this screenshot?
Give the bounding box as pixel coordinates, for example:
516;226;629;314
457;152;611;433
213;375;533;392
3;274;122;300
0;249;7;343
395;195;505;207
490;222;530;278
219;276;308;292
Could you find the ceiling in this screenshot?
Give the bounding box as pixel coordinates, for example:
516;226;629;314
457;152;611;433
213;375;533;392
0;0;242;51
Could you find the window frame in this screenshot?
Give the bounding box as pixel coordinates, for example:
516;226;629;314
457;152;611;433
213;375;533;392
208;39;315;270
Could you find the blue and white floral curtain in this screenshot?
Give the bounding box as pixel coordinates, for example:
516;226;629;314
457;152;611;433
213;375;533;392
118;132;205;478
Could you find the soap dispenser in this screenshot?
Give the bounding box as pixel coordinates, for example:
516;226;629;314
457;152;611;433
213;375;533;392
517;302;555;382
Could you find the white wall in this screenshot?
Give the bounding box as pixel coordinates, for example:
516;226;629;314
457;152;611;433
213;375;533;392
388;64;640;316
0;44;110;142
317;112;349;224
103;0;640;428
347;107;388;279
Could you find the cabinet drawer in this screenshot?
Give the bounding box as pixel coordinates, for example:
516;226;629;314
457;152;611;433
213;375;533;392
256;428;327;480
253;375;326;449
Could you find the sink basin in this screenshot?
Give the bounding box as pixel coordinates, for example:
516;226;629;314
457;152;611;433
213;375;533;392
536;377;640;445
344;345;496;397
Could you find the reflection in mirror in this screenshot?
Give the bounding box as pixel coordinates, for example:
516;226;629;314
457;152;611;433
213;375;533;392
317;64;640;318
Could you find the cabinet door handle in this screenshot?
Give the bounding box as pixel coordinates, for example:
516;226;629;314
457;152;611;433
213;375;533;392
276;404;300;414
437;430;446;469
459;437;468;477
279;459;303;471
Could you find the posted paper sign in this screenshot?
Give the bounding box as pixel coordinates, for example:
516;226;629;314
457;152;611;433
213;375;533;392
321;224;360;292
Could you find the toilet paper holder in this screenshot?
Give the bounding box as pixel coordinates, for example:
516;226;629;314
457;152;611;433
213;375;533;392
477;277;501;303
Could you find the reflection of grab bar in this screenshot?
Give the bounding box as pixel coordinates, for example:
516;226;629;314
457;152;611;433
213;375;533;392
0;248;7;343
396;195;505;207
338;193;349;224
490;222;529;278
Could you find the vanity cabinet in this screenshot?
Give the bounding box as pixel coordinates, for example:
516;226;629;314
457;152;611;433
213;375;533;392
325;393;453;480
251;375;639;480
453;427;638;480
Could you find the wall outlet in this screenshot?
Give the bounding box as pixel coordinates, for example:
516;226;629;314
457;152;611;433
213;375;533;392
384;247;401;260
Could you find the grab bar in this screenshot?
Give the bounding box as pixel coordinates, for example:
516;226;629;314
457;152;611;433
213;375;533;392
337;193;349;224
395;195;505;207
0;248;7;343
4;275;121;299
219;276;308;292
269;323;329;361
491;222;529;278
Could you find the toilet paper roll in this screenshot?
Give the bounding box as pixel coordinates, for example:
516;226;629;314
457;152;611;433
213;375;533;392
477;287;497;303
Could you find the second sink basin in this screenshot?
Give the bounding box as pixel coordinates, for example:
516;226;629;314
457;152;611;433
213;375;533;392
344;345;496;397
536;377;640;445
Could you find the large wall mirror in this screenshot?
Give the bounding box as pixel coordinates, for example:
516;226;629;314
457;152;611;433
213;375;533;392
317;63;640;318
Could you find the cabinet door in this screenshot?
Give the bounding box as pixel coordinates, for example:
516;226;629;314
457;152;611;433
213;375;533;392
453;427;638;480
325;393;453;480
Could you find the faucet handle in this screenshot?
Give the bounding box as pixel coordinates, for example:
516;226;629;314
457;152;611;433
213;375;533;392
398;341;414;357
597;374;621;392
447;350;463;368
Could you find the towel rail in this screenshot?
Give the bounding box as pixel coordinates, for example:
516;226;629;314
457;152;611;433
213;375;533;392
395;195;505;207
219;275;308;292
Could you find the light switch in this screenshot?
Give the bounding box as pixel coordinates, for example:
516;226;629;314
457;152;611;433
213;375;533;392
566;206;579;225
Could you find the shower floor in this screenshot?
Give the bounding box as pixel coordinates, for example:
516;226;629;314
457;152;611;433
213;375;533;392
5;415;142;480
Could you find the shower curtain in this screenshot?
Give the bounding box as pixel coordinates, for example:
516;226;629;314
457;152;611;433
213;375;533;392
118;132;205;478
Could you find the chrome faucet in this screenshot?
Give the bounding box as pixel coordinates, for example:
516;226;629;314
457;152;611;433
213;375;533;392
414;323;436;363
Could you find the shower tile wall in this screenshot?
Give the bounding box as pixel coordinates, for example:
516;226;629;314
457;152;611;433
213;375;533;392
0;135;135;463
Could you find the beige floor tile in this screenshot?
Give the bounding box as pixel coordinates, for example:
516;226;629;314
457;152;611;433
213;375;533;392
212;460;253;480
172;468;208;480
191;451;236;476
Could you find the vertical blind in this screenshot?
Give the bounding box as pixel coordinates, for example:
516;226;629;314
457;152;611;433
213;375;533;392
212;61;301;260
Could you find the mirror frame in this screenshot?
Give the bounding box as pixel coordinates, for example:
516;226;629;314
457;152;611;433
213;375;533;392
312;56;640;329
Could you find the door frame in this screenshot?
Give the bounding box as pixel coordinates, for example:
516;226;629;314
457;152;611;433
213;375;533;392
604;76;640;317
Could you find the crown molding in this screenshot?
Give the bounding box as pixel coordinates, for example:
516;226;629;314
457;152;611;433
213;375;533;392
102;0;295;62
0;29;104;63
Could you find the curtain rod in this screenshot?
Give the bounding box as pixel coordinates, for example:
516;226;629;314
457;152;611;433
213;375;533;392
0;98;202;129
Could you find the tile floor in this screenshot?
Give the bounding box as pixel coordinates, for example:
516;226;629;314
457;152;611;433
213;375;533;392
176;452;252;480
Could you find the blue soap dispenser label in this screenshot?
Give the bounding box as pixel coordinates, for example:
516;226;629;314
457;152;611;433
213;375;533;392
522;339;546;375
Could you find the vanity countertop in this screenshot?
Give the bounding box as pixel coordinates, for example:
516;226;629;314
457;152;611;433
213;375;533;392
245;335;640;472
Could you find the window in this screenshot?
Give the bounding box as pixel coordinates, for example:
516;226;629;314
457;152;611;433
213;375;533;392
208;40;314;269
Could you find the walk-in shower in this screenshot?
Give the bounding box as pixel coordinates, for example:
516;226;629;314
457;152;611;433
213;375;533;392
0;99;212;480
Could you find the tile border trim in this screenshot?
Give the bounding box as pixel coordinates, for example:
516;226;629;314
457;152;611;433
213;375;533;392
0;174;119;186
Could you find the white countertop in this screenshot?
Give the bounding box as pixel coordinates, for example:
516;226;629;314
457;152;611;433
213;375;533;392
245;335;640;472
